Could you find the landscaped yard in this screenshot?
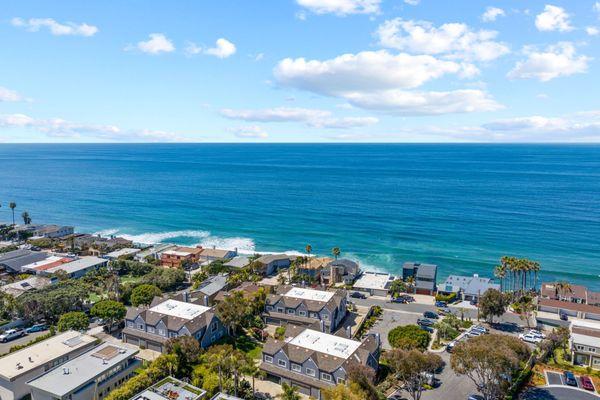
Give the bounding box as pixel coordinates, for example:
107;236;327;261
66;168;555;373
215;333;264;359
532;348;600;389
119;274;144;284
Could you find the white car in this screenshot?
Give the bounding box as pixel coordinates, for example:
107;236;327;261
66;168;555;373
519;333;542;344
0;329;26;343
528;329;546;339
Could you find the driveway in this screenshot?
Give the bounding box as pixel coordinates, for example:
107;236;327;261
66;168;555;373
522;386;600;400
0;330;49;354
367;309;422;349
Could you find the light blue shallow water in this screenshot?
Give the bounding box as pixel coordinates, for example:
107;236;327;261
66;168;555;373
0;144;598;289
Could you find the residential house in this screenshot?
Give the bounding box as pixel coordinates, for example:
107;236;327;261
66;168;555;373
160;247;203;268
0;276;54;298
134;244;177;262
538;282;600;321
295;257;333;280
185;274;229;306
223;256;250;269
260;325;381;399
213;282;262;304
438;274;500;302
0;331;96;400
31;225;74;239
33;256;108;279
352;271;395;297
19;256;74;275
72;234;133;254
123;297;227;353
402;262;438;295
322;259;360;286
263;286;347;333
256;254;291;276
198;248;237;263
570;320;600;370
27;343;140;400
129;376;206;400
105;248;141;260
0;249;51;275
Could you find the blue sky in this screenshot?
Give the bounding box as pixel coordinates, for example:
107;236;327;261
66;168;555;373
1;0;599;142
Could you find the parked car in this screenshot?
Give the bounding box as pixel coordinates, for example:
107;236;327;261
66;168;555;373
470;298;478;306
435;300;447;307
519;333;542;344
350;291;366;299
25;324;48;333
423;311;439;319
446;341;457;352
580;376;594;391
437;307;452;315
467;395;484;400
471;325;488;334
0;328;26;342
420;325;434;333
560;312;569;321
528;329;546;339
391;297;408;303
563;371;577;387
417;318;435;327
468;329;483;338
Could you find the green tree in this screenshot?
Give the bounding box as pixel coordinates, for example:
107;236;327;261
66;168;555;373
57;311;89;331
91;299;126;329
384;349;443;400
278;383;301;400
9;202;16;225
451;334;530;400
130;284;162;306
322;383;366;400
388;325;431;351
215;291;248;337
165;335;201;377
389;279;408;297
21;211;31;225
479;289;508;323
18;280;90;322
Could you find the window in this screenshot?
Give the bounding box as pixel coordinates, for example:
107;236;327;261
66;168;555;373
291;363;301;372
287;309;295;315
337;377;346;384
170;332;178;338
147;327;155;334
277;307;284;313
127;321;133;328
138;324;144;329
321;373;332;381
310;312;318;318
266;305;273;311
299;311;307;317
264;355;273;363
322;314;329;320
211;322;218;332
306;368;315;376
278;359;287;367
158;329;166;336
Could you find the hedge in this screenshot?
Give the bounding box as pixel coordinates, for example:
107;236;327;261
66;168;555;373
435;292;457;303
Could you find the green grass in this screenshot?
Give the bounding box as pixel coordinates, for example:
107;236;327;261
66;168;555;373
120;275;144;284
214;333;263;359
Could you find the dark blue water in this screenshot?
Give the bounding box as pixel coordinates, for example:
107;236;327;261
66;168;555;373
0;144;598;289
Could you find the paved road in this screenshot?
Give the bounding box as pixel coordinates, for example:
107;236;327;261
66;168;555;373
369;309;422;349
522;387;600;400
421;352;477;400
0;330;49;354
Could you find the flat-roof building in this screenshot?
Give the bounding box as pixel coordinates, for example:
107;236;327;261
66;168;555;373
42;256;108;279
353;271;395;297
438;274;500;301
0;250;51;274
263;286;347;333
27;342;140;400
105;248;141;260
402;262;437;295
129;376;206;400
0;331;97;400
223;256;250;269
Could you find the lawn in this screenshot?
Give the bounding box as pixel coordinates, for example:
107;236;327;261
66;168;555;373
215;333;263;359
119;275;144;284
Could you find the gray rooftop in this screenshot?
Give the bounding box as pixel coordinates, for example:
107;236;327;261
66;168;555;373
0;249;50;273
45;256;107;275
256;254;291;264
27;343;137;397
223;255;250;269
131;377;206;400
193;274;229;297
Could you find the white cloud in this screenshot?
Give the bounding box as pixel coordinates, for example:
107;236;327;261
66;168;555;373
228;125;268;139
508;42;590;81
375;18;509;62
535;5;572;32
275;50;476;95
296;0;380;16
404;0;420;5
0;113;184;142
595;2;600;15
221;107;378;128
204;38;236;58
11;17;98;36
586;26;600;36
184;42;203;56
343;89;502;115
481;7;506;22
132;33;175;55
0;87;23;102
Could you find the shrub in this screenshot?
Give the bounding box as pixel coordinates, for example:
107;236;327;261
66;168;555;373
57;311;89;331
274;326;286;340
435;292;457;303
130;284;162;306
388;325;431;351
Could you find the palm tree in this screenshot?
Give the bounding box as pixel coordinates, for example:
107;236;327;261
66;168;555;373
278;383;301;400
332;247;341;260
9;202;16;225
405;276;416;293
21;211;31;225
244;363;265;396
555;281;572;300
494;264;506;292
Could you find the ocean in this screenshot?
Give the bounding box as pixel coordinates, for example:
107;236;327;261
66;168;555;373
0;144;598;290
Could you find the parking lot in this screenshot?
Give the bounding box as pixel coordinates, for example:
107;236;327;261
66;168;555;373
546;371;597;392
368;308;422;349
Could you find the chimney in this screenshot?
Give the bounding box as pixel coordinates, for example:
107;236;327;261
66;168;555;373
346;325;351;338
63;368;70;375
182;291;189;303
204;295;209;306
320;320;325;332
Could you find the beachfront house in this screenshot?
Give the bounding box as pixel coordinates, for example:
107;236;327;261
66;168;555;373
438;274;500;302
123;297;226;353
402;262;438;295
256;254;291;276
198;247;237;263
322;259;360;286
352;271;394;297
223;255;251;269
263;286;347;333
160;246;203;268
133;244;177;262
259;325;381;399
295;257;333;281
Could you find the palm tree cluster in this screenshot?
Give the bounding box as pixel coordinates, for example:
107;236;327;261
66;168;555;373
494;256;540;294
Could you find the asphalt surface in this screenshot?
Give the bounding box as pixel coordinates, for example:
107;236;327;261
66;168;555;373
0;329;49;354
522;386;600;400
420;352;478;400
